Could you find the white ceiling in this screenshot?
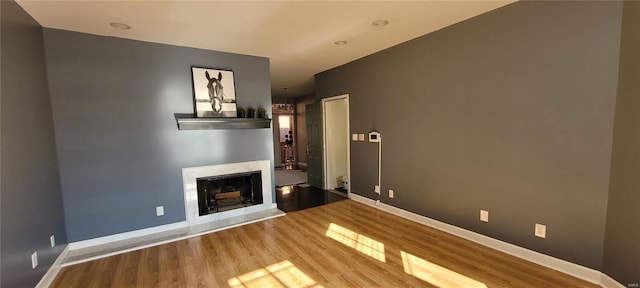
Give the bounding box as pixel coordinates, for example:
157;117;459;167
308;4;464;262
17;0;515;98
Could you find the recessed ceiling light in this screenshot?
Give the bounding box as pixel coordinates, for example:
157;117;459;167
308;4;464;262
334;40;348;46
372;20;389;27
110;22;131;30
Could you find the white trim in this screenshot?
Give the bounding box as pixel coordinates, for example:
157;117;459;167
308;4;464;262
67;203;277;251
346;96;351;196
65;196;278;266
348;193;602;285
35;245;70;288
68;221;188;250
63;210;285;267
601;273;626;288
321;98;327;190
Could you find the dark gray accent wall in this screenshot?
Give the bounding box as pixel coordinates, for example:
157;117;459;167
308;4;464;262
43;29;274;242
1;2;67;287
603;1;640;285
316;1;622;269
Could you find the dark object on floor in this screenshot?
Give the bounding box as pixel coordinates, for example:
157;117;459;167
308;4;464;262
276;185;347;213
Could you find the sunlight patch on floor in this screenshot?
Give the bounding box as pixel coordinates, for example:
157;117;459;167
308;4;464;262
401;251;487;288
228;260;322;288
325;223;386;262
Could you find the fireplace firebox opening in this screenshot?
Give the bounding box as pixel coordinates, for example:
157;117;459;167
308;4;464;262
196;171;263;215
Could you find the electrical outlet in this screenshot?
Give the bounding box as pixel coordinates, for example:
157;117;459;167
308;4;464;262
480;210;489;222
50;235;56;248
352;134;358;141
389;189;394;198
358;134;365;141
156;206;164;216
535;223;546;238
374;185;380;194
31;252;38;269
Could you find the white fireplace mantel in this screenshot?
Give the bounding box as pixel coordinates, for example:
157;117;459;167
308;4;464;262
182;160;275;225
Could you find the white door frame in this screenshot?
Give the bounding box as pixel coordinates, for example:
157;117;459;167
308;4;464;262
322;94;350;194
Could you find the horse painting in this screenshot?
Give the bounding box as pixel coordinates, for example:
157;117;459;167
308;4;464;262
205;71;225;113
192;67;237;117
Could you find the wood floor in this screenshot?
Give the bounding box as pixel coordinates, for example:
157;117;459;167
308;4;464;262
52;200;598;288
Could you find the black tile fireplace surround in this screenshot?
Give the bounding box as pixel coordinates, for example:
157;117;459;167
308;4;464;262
196;171;263;215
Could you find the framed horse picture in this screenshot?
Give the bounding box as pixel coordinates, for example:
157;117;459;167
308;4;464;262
191;66;237;117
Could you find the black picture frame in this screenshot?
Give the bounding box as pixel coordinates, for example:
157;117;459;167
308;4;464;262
191;66;237;118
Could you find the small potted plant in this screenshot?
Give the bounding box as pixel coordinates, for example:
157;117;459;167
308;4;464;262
257;107;267;119
246;107;255;118
236;107;246;118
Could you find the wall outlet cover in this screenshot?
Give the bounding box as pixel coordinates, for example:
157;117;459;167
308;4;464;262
389;189;394;198
358;134;365;141
480;210;489;222
352;134;358;141
50;235;56;248
156;206;165;216
535;223;547;238
31;252;38;269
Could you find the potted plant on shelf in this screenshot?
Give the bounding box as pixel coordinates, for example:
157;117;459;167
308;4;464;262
236;107;246;118
257;107;267;119
246;107;255;118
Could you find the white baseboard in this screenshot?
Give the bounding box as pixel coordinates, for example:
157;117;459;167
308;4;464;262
348;193;602;285
63;209;285;267
68;221;189;250
36;244;69;288
69;204;278;251
601;273;626;288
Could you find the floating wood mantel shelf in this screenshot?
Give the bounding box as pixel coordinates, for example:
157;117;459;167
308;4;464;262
174;114;271;130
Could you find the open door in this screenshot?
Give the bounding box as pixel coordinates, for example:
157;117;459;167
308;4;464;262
306;101;323;188
322;95;349;192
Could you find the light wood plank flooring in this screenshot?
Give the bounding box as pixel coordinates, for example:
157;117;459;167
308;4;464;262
52;200;598;287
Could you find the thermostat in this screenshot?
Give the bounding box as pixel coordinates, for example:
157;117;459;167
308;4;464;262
368;131;381;143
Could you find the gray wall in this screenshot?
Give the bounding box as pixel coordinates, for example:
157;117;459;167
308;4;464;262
603;1;640;285
43;29;274;242
1;2;68;287
316;1;622;270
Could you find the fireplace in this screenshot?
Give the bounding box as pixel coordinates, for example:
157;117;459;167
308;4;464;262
183;160;275;225
197;171;263;215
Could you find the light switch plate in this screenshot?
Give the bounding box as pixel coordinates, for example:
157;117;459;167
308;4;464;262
352;134;358;141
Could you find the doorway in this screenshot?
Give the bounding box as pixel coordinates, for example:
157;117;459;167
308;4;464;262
278;114;295;169
273;103;308;187
322;95;350;194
